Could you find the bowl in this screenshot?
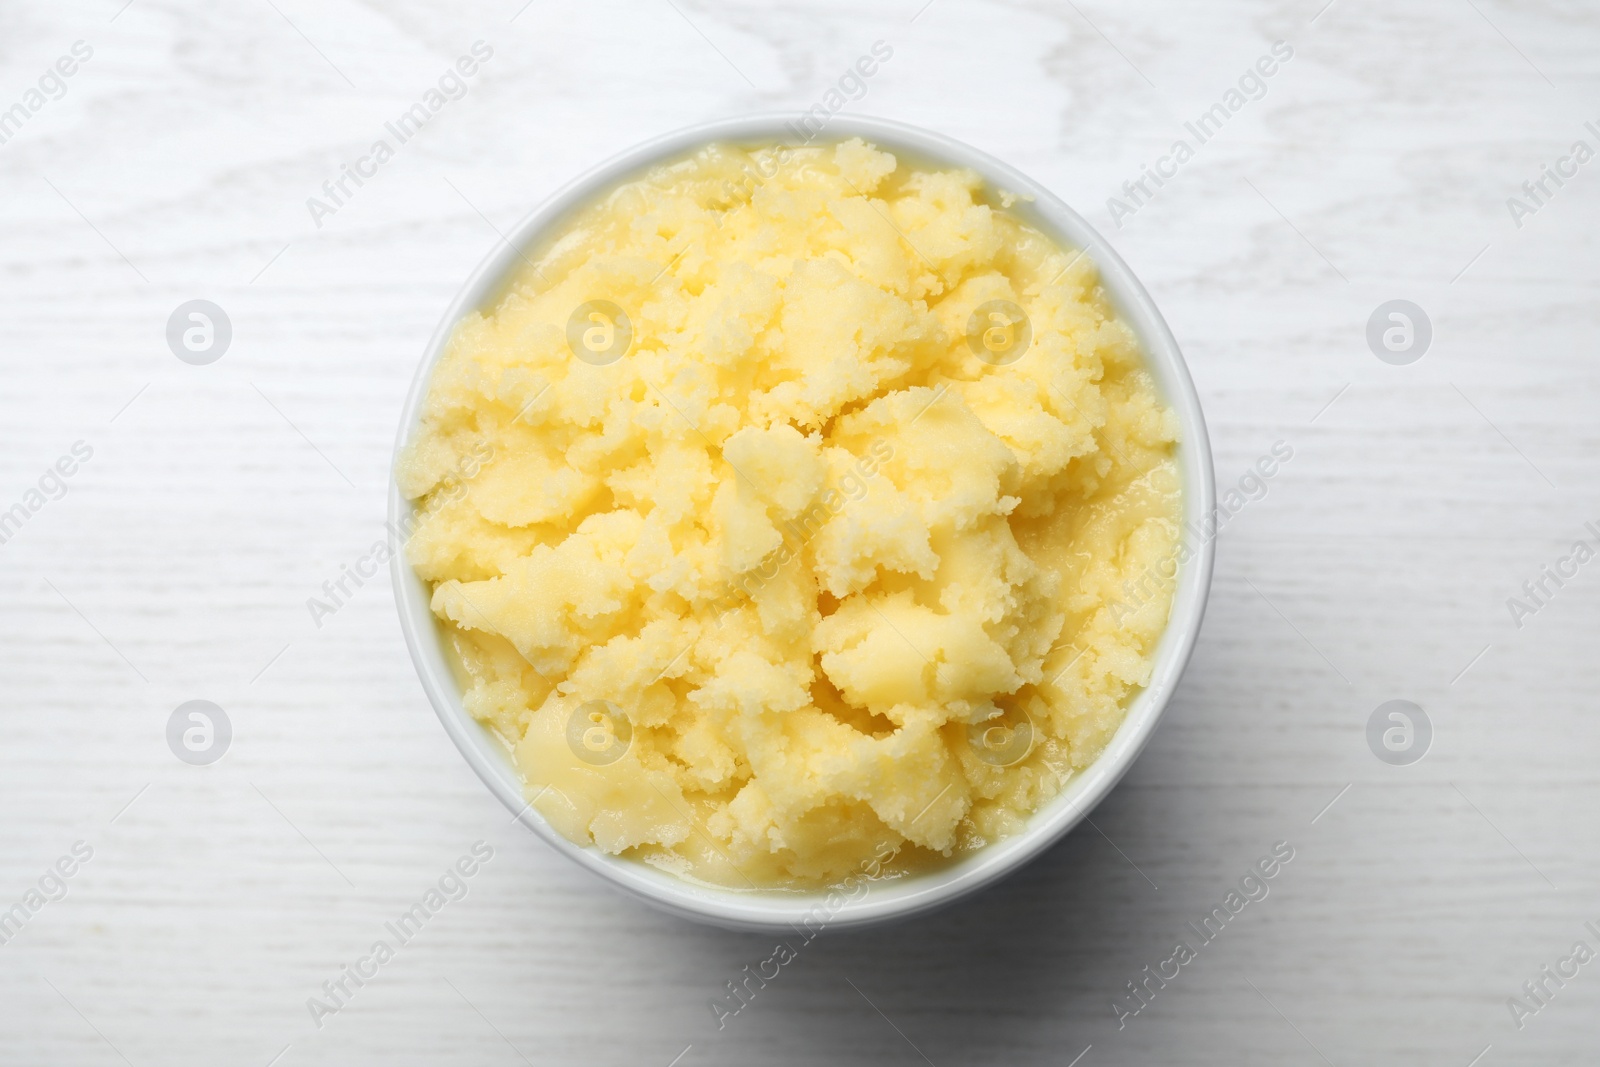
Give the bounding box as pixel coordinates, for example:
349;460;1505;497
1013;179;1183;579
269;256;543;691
390;113;1216;932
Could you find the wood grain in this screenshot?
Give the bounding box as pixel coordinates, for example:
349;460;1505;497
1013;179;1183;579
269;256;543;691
2;0;1598;1063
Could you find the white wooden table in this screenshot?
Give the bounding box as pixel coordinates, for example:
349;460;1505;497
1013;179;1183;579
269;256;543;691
4;1;1598;1063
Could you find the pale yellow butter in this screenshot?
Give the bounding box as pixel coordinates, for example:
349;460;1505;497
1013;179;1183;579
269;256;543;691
399;138;1182;888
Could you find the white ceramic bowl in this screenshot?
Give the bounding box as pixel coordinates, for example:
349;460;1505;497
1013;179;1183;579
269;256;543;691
390;114;1216;932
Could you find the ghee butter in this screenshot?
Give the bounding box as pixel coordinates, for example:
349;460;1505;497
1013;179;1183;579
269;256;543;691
398;138;1181;887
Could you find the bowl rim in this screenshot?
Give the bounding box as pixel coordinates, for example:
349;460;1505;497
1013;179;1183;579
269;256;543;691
389;112;1217;932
